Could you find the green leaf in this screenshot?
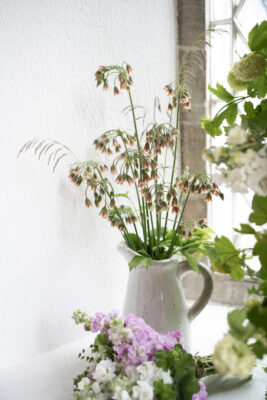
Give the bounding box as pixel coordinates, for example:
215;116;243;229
227;309;254;341
192;226;214;240
155;345;200;400
208;83;234;102
127;233;142;250
253;235;267;268
225;102;238;125
247;74;267;99
128;255;152;271
153;380;175;400
234;224;256;235
93;333;114;358
247;303;267;334
249;195;267;225
201;117;222;137
251;340;267;359
248;21;267;52
182;251;199;273
244;101;256;118
207;236;245;281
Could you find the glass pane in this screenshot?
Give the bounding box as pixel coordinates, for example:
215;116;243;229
233;34;249;62
236;0;267;37
210;25;231;87
212;0;232;20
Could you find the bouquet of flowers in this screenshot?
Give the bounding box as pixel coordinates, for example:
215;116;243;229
72;310;211;400
19;38;223;272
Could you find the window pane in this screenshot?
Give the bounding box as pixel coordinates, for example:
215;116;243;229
236;0;267;37
212;0;232;20
210;25;231;87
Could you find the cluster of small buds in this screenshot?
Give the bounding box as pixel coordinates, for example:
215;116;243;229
140;184;179;215
143;124;179;156
69;168;83;186
174;173;224;202
107;206;137;230
94;63;133;94
115;174;135;185
180;90;191;110
94;131;135;156
163;83;191;111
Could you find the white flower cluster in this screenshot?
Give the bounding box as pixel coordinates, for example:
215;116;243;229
75;350;172;400
213;334;256;378
209;127;267;195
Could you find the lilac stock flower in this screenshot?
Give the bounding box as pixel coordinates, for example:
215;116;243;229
87;311;185;366
192;381;208;400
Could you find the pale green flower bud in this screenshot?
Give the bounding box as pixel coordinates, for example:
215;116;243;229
213;334;256;378
227;70;248;91
232;53;267;82
245;297;261;311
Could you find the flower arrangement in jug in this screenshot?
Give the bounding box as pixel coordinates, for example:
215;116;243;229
19;39;223;271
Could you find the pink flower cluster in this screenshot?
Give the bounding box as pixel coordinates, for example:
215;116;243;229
192;382;208;400
88;311;185;366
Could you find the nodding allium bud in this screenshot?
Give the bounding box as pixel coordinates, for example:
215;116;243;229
156;192;162;201
126;64;133;74
100;165;108;173
150;170;158;180
144;142;150;152
199;218;207;225
219;192;224;200
168;103;173;111
205;193;212;202
138;180;146;189
99;207;108;218
212;183;218;190
188;231;192;238
103;80;109;91
114;86;120;96
172;206;180;214
115;146;121;153
156;204;162;214
147;202;153;209
161;201;168;211
110;199;115;209
107;148;113;155
163;85;174;96
115;175;124;184
111;165;117;175
184;101;191;110
126;175;134;185
118;224;126;232
85;197;92;208
133;169;139;179
166;192;172;202
180;94;189;104
181;230;186;237
171;197;178;207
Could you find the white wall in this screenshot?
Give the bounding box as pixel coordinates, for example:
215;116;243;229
0;0;178;368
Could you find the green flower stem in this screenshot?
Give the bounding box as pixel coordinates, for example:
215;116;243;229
96;167;134;249
122;141;145;248
149;211;156;246
128;89;147;250
213;96;249;119
167;191;190;256
163;97;181;241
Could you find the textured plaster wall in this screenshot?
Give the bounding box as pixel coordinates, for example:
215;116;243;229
0;0;178;368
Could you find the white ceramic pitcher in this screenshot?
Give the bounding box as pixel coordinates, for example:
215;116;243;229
118;242;213;348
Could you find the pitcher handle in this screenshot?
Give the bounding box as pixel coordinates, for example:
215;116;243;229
177;260;213;321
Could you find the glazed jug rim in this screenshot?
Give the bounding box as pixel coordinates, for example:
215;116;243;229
117;241;180;265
